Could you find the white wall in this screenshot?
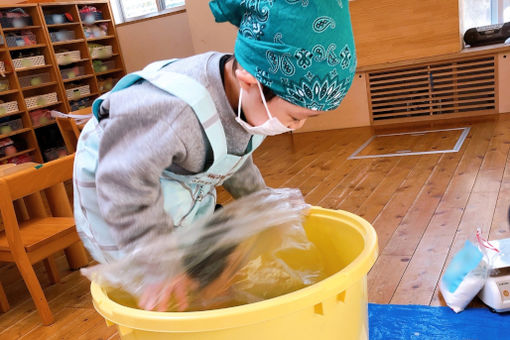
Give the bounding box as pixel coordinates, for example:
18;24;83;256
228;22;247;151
185;1;237;53
116;12;195;72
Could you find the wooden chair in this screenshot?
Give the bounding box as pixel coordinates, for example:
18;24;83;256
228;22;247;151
55;107;90;153
0;155;89;325
56;117;82;154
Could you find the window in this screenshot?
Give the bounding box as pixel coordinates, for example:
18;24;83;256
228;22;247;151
111;0;185;23
461;0;510;33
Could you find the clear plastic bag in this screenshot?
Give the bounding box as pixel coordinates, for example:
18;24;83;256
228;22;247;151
82;188;326;311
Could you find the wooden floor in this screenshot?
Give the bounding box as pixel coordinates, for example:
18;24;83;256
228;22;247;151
2;114;510;338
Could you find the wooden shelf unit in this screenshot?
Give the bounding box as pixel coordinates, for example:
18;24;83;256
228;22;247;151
0;1;126;164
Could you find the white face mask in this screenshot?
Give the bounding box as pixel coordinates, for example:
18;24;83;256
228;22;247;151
235;81;293;136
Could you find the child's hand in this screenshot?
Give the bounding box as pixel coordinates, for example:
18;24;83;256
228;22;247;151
138;273;199;312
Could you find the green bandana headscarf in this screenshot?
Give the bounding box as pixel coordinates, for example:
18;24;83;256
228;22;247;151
209;0;357;111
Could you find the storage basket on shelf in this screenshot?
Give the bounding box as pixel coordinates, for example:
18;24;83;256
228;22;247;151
44;13;72;25
93;59;115;73
0;61;5;73
60;65;85;80
65;84;90;100
0;79;10;92
18;72;51;88
43;146;67;162
25;92;58;109
79;6;103;24
29;109;53;127
50;30;76;43
0;117;23;135
98;77;119;92
55;50;81;66
70;97;93;111
0;137;15;158
0;101;19;115
89;44;113;59
5;31;37;47
0;35;4;46
84;24;108;39
0;8;33;28
5;153;32;165
12;55;45;70
91;207;379;340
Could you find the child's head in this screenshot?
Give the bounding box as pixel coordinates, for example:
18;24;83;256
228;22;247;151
211;0;357;131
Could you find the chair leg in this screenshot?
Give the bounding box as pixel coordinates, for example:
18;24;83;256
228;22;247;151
15;258;54;325
64;242;89;270
0;281;9;313
43;255;60;284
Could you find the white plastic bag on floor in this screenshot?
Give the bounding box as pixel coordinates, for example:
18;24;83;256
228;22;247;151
439;229;497;313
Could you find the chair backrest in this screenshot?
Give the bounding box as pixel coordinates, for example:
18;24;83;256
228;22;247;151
0;155;75;251
0;155;75;202
56;118;82;154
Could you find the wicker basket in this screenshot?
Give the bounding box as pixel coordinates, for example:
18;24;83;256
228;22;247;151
89;45;113;59
50;30;76;43
13;55;45;70
25;92;58;109
66;84;90;100
0;101;19;115
55;50;81;65
60;65;85;80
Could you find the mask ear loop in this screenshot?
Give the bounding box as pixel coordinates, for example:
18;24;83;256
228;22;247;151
237;88;243;119
256;81;273;119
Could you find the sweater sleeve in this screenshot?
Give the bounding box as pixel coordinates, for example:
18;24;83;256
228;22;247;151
222;155;266;199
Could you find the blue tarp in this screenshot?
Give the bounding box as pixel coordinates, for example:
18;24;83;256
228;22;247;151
369;304;510;340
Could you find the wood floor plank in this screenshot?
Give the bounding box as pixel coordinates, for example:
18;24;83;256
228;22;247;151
280;130;366;197
355;156;418;224
367;254;410;304
337;158;400;213
368;154;441;251
77;315;119;340
489;156;510;240
381;150;464;256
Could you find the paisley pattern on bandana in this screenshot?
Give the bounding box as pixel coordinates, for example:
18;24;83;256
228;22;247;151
285;0;309;7
282;73;352;111
313;16;336;33
340;44;352;70
239;0;273;40
294;49;314;70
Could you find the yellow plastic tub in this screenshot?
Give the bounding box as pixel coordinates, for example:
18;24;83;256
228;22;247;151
91;207;378;340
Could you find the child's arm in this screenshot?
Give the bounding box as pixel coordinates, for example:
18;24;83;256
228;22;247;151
222;155;266;198
93;85;203;250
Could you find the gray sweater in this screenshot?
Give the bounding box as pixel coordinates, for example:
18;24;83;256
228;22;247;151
94;52;265;248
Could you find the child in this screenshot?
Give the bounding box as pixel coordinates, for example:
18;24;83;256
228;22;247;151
74;0;357;310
